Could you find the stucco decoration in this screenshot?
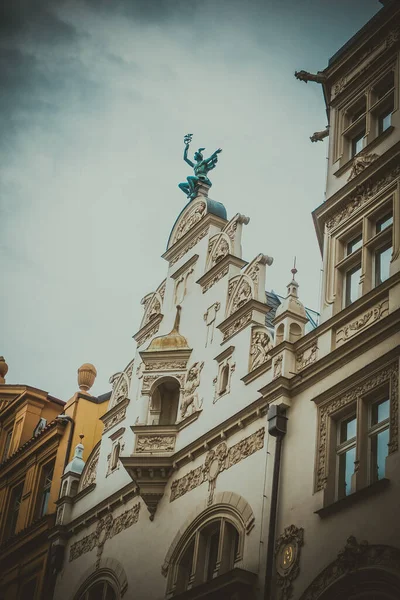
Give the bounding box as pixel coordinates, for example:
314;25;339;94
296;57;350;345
202;266;229;293
204;302;220;346
136;435;176;453
170;428;265;502
69;504;140;567
347;152;379;181
109;372;130;410
170;227;210;266
326;164;400;231
299;537;400;600
103;405;127;434
79;442;101;492
222;310;253;342
249;327;273;371
180;362;204;420
296;342;318;371
204;212;249;271
336;299;389;346
226;275;254;317
140;292;163;329
170;198;207;247
316;363;398;491
273;355;283;378
275;525;304;600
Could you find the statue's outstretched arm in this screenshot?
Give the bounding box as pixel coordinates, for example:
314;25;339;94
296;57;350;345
204;148;222;163
183;144;194;168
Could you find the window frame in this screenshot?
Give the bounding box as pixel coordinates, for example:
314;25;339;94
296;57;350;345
36;458;56;519
167;515;243;597
4;479;25;541
334;63;396;165
333;193;394;312
1;426;13;462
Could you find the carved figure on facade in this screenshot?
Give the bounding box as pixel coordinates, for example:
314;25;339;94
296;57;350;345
180;362;204;420
249;328;273;371
170;428;265;502
310;128;329;143
109;372;130;409
79;443;101;491
296;343;318;371
294;70;326;84
226;275;254;317
178;134;222;201
273;355;283;378
275;525;304;600
347;151;379;181
69;504;140;565
140;291;163;329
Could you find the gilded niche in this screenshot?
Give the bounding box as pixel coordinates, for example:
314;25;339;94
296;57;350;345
170;428;265;502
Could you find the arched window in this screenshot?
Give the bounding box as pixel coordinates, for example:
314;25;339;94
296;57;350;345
289;322;302;342
111;443;120;471
78;580;117;600
70;480;79;497
151;380;180;425
218;365;230;395
168;516;241;595
275;323;284;345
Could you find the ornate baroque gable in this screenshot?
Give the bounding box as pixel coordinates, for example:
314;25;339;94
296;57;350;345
79;442;101;492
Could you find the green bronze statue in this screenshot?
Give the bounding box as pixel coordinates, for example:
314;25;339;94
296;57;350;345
178;134;222;200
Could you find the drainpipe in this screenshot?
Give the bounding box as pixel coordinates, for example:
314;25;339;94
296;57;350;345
56;414;75;472
264;404;288;600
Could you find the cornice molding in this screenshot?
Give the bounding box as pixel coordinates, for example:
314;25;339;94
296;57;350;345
170;254;199;280
133;313;164;348
196;255;248;293
217;299;270;343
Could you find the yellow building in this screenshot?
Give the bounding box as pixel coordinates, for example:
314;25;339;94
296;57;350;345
0;358;109;600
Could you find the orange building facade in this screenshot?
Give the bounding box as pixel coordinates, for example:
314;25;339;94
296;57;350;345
0;359;109;600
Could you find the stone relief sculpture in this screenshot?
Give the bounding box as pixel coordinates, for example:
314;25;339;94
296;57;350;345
180;361;204;420
204;302;220;347
310;128;329;143
250;329;273;371
178;133;222;201
79;443;101;492
275;525;304;600
347;151;379;181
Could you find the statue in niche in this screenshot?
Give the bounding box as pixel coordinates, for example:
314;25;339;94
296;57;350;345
178;133;222;201
180;361;204;419
250;331;273;370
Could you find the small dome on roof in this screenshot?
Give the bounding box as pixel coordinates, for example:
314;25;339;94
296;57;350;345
146;306;189;352
64;438;85;475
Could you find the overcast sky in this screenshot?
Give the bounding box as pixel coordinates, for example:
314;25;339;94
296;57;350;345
1;0;380;400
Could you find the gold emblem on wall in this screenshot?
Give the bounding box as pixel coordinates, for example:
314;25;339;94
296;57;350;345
275;524;304;600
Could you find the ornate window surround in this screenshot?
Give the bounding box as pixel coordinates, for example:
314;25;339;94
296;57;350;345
314;360;398;510
327;184;396;314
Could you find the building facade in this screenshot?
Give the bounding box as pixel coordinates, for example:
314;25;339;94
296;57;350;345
51;3;400;600
0;361;108;600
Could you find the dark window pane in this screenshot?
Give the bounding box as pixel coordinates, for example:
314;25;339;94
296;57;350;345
371;428;389;481
206;529;220;581
375;71;394;99
376;214;393;233
6;481;24;539
347;234;362;255
371;399;389;425
338;446;356;498
378;110;392;134
340;416;357;443
39;461;55;517
88;582;105;600
375;246;392;285
345;265;361;306
351;131;365;156
2;430;13;461
177;540;195;592
104;583;117;600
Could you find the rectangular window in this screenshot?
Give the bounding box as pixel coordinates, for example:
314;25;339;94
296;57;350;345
347;234;362;255
2;429;13;462
337;415;357;499
375;245;392;286
37;460;55;518
376;213;393;233
20;577;37;600
351;131;365;156
5;480;24;540
369;398;389;482
378;110;392;135
345;264;361;306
